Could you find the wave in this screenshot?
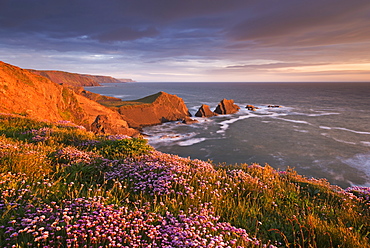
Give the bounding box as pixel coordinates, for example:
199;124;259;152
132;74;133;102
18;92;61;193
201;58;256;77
216;114;256;134
341;153;370;187
360;141;370;147
273;117;311;125
111;94;131;99
306;112;340;117
294;129;309;133
178;138;207;146
319;126;332;130
320;133;357;145
320;126;370;135
333;127;370;135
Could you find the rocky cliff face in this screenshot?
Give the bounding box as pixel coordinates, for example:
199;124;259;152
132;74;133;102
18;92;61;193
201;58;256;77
0;61;138;136
28;70;133;86
115;92;191;128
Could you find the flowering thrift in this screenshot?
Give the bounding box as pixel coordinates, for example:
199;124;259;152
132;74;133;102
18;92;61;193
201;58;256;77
55;120;86;130
55;146;102;166
345;186;370;204
22;127;54;142
104;150;215;196
3;197;272;247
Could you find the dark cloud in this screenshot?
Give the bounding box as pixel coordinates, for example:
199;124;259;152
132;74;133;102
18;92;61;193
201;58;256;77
228;0;370;46
0;0;369;81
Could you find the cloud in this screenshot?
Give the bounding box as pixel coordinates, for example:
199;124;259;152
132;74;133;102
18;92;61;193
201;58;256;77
0;0;369;81
228;0;370;46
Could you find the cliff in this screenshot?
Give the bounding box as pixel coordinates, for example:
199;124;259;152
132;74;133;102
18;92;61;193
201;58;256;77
28;69;134;86
0;61;138;136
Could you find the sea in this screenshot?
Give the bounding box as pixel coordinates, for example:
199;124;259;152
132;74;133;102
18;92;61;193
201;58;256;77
85;82;370;188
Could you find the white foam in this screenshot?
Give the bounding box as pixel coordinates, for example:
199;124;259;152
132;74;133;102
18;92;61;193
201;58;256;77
306;112;340;117
146;132;198;145
294;129;309;133
273;117;310;125
112;94;131;99
217;114;254;134
341;153;370;186
361;141;370;147
319;126;332;130
319;126;370;135
320;133;357;145
178;138;206;146
333;127;370;135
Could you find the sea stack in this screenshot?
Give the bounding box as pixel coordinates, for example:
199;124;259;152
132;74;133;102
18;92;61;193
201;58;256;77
195;104;218;117
214;99;240;115
116;91;191;128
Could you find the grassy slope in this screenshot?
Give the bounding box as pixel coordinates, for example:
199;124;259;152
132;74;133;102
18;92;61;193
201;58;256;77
0;114;369;247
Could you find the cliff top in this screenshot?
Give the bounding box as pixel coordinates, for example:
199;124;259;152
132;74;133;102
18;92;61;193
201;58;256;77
28;69;134;87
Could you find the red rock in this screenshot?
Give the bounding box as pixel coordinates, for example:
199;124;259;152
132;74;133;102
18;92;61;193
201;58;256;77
214;99;240;115
195;104;218;117
116;91;191;128
181;116;199;124
0;61;138;136
91;114;139;136
246;104;259;111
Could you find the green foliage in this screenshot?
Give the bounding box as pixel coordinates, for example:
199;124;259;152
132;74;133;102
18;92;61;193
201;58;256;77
91;138;153;159
0;115;52;139
0;115;369;247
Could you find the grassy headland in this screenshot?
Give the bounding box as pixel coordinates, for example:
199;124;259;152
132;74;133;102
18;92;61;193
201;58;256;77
0;114;369;247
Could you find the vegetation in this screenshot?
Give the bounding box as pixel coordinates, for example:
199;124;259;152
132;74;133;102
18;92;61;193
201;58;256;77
0;114;369;247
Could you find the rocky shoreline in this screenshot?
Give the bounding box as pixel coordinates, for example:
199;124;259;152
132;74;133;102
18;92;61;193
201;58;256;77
1;61;285;138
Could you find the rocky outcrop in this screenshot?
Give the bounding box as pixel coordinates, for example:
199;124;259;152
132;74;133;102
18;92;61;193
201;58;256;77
246;104;259;111
214;99;240;115
91;114;139;136
0;61;137;136
181;116;199;124
195;104;218;117
28;69;134;87
115;92;191;128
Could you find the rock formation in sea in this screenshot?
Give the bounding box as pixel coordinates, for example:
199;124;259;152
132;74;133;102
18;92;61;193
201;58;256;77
214;99;240;115
181;116;199;124
114;91;191;128
0;61;138;136
246;104;259;111
195;104;219;117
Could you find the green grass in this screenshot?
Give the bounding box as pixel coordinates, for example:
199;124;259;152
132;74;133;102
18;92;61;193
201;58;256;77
97;92;162;108
0;114;368;247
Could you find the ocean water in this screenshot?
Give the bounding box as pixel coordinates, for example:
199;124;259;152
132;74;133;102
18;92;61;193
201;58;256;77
85;82;370;188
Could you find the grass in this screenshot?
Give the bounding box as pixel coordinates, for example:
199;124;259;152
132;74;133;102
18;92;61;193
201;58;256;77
0;114;369;247
97;92;162;108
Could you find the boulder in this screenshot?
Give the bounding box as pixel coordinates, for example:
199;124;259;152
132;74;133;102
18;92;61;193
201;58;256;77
195;104;218;117
181;116;199;124
246;104;259;111
214;99;240;115
91;114;139;136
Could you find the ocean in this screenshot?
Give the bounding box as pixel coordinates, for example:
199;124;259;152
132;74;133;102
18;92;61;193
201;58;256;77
85;82;370;188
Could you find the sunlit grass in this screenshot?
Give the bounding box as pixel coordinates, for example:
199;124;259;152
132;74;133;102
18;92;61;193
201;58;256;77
0;114;369;247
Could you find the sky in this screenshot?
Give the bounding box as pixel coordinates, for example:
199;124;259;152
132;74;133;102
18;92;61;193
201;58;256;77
1;0;370;82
